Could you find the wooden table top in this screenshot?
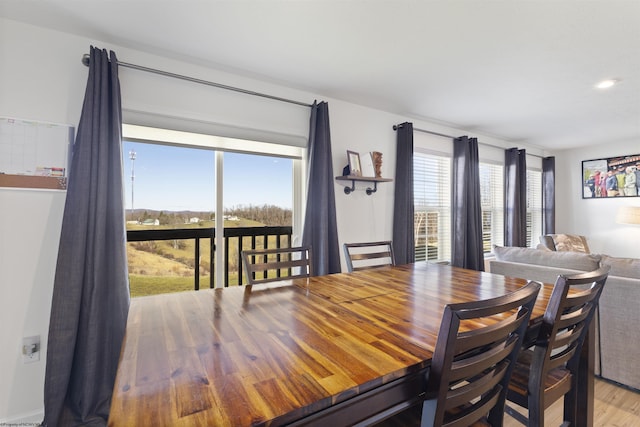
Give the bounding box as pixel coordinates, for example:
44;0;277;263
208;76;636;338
108;262;553;426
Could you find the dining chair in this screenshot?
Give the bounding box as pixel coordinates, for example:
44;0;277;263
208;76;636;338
343;241;395;272
505;265;610;427
241;246;313;285
379;281;541;427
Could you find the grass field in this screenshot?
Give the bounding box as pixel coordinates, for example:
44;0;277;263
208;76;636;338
129;275;210;297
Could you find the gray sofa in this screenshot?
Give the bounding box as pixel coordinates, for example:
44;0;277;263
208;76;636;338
489;245;640;391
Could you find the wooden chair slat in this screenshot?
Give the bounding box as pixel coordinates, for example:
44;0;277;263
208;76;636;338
241;246;313;285
343;241;395;272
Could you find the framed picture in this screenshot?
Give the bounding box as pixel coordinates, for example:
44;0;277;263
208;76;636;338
582;154;640;199
347;150;362;177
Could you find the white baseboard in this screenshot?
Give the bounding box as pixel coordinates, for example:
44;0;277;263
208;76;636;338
0;408;43;425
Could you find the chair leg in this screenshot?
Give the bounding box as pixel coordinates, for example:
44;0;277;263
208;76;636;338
563;383;578;425
528;395;544;427
421;399;436;427
504;404;528;425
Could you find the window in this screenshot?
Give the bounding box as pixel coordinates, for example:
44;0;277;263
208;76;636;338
526;168;542;247
479;162;504;252
122;124;303;296
414;151;451;262
411;135;544;261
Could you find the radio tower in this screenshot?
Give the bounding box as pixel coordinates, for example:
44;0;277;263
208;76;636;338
129;149;136;221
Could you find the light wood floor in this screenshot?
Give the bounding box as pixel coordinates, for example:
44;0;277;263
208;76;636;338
504;378;640;426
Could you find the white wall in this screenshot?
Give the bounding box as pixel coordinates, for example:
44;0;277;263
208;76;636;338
0;17;549;421
0;18;88;423
555;138;640;258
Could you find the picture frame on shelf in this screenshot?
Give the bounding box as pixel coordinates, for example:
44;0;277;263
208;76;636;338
347;150;362;177
360;152;376;177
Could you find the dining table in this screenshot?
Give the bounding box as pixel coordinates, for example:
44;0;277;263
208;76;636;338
107;262;595;426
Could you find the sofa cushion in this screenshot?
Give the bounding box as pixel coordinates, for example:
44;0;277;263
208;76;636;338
600;255;640;279
493;245;601;272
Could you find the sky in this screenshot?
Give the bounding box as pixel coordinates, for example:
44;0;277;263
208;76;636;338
122;141;293;212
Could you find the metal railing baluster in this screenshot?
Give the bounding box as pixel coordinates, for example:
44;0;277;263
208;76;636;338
194;237;200;291
127;226;292;290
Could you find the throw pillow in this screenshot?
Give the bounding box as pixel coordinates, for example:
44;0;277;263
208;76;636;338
552;234;588;253
600;255;640;279
539;235;556;251
493;245;601;271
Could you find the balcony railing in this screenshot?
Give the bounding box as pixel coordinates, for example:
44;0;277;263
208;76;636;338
126;226;293;289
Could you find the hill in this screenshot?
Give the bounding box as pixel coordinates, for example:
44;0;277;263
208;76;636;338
125;204;292;296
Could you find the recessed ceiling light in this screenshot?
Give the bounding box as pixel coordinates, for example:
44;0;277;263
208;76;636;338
595;79;619;89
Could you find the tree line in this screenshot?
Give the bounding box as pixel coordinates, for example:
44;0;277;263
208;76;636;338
128;204;292;226
225;204;292;226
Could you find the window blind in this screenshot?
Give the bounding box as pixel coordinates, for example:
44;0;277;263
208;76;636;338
414;151;452;262
479;162;504;252
526;168;543;247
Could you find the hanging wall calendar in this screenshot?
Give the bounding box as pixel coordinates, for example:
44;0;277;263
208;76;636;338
0;116;74;190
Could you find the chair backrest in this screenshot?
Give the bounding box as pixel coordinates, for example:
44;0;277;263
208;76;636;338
241;246;313;285
423;281;541;427
343;241;395;272
529;265;609;394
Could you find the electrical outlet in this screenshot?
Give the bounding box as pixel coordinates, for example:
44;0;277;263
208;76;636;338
22;335;40;363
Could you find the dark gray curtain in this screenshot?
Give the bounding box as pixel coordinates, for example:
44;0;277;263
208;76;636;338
392;122;415;265
542;156;556;234
504;148;527;247
451;136;484;271
43;47;129;426
302;101;341;275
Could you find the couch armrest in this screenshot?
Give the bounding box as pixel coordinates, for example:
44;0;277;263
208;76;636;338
597;275;640;390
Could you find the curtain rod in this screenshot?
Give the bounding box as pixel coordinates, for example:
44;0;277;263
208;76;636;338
393;123;546;159
82;54;313;108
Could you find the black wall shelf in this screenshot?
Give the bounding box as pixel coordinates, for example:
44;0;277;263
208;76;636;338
335;176;393;195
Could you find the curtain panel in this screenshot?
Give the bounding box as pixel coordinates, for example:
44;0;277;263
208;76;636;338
392;122;415;265
504;148;527;247
451;136;484;271
542;156;556;234
302;101;341;275
43;47;130;426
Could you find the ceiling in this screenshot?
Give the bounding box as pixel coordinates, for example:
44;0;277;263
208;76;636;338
1;0;639;151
